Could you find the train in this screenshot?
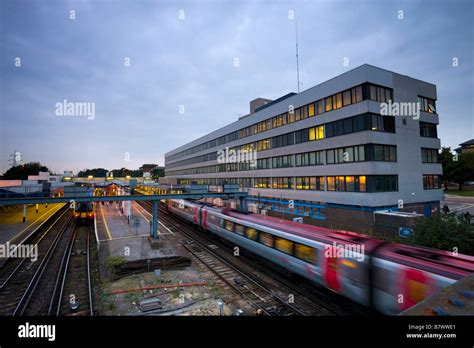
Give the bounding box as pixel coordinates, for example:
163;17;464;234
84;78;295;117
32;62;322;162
73;202;94;225
166;198;474;315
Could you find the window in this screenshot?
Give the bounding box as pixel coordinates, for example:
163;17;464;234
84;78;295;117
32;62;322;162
358;176;366;192
275;237;294;254
335;93;343;109
423;175;441;189
224;220;234;232
367;175;398;192
294;243;317;263
346;176;355;192
317;99;324;114
325;96;333;112
418;96;436;113
308;103;315;117
246;227;258;240
343;90;351;106
420;122;438;138
234;224;245;235
421;148;439;163
327;176;335;191
259;232;274;247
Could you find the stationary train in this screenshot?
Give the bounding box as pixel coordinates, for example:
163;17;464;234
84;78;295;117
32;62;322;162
166;198;474;314
73;202;94;225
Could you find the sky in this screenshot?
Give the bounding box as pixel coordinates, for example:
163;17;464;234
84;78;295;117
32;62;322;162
0;0;473;175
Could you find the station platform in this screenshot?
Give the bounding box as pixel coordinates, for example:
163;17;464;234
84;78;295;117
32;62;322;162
0;203;64;244
94;201;190;279
401;273;474;315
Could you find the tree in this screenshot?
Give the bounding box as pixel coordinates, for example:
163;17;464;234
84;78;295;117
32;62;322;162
439;148;474;191
2;162;49;180
77;168;108;177
413;212;474;255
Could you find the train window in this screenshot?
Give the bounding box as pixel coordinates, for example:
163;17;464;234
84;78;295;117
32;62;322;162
259;232;274;247
274;237;294;254
224;220;234;232
234;224;245;236
294;243;317;263
208;214;218;225
246;227;258;240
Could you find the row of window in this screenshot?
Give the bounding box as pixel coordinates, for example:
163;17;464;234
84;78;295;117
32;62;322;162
166;113;398;171
296;176;326;191
258;175;398;192
221;219;317;263
166;83;393;162
423;175;442;189
421;148;439;163
166;143;398;176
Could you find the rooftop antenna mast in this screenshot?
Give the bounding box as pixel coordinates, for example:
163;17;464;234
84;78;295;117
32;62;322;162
295;16;301;93
8;149;21;167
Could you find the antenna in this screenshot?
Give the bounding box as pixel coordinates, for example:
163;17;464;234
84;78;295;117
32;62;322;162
295;17;301;93
8;149;21;167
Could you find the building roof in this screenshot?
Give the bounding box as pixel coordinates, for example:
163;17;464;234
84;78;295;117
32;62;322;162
459;139;474;146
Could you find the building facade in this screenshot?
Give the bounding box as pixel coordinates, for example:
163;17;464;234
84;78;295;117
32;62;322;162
164;64;443;233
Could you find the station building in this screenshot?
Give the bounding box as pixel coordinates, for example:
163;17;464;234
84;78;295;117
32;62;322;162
163;64;443;233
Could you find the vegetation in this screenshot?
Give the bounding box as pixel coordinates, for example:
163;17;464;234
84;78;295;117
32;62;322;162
104;256;127;279
439;147;474;191
77;167;143;178
413;211;474;255
1;162;49;180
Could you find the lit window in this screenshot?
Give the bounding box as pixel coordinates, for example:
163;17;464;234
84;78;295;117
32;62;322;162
235;224;245;235
327;176;335;191
259;232;274;247
316;126;324;140
294;243;316;263
309;103;315;117
359;176;366;192
309;127;316;141
246;227;258;240
325;97;332;112
336;93;343;109
275;237;294;254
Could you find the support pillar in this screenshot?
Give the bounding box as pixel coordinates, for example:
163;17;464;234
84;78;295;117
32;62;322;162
239;196;247;211
152;200;159;240
23;204;26;222
36;203;39;213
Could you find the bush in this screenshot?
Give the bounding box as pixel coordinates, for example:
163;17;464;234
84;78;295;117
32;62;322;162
413;212;474;255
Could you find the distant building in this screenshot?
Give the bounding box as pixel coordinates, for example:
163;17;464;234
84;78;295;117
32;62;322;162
454;139;474;154
27;171;62;182
164;64;443;233
141;164;158;173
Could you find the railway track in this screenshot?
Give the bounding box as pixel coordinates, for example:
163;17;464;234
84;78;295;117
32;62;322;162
138;200;350;315
0;206;72;315
48;225;94;316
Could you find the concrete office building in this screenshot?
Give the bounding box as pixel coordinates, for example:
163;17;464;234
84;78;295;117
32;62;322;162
164;64;443;233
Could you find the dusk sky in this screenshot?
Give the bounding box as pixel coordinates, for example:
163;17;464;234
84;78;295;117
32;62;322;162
1;0;473;175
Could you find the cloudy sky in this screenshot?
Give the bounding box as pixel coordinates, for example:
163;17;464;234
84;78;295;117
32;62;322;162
1;0;473;174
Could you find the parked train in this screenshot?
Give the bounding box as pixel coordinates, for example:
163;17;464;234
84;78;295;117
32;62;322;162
73;202;94;225
166;198;474;314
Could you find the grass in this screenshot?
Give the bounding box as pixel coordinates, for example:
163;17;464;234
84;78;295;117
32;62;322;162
445;190;474;197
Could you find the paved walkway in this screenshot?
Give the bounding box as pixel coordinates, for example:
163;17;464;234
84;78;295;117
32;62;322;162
0;203;64;244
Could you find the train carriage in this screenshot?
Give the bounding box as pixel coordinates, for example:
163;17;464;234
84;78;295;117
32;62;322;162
165;198;474;314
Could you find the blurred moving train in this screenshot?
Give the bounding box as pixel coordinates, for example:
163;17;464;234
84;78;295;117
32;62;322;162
73;202;94;225
166;199;474;315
